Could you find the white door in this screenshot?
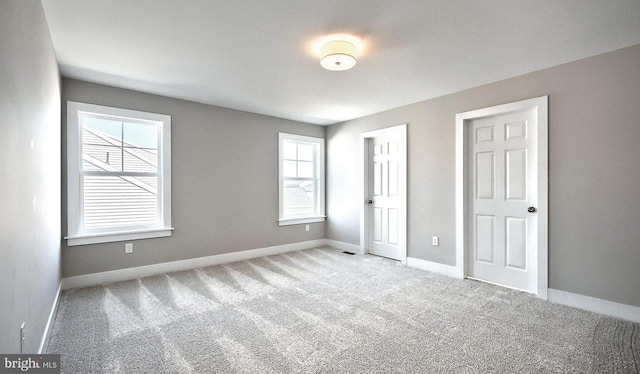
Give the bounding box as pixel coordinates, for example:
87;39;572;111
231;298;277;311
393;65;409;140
468;109;538;292
367;134;404;261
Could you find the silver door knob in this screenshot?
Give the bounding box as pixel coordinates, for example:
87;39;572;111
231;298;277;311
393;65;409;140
527;206;537;213
367;200;373;204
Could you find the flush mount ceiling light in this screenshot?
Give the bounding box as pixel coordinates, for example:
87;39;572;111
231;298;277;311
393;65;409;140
320;40;358;71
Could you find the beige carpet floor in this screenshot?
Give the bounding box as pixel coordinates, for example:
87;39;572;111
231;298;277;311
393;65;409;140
48;247;639;373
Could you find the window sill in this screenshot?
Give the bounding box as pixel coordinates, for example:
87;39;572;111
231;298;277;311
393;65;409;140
65;228;174;246
278;216;326;226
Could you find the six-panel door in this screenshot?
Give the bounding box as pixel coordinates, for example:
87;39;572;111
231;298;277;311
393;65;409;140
368;136;403;260
468;109;538;292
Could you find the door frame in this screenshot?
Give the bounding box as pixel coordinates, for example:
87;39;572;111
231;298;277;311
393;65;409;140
455;96;548;299
359;124;408;264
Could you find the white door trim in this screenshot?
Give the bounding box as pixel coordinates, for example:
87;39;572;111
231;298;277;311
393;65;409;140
359;124;408;264
455;97;548;299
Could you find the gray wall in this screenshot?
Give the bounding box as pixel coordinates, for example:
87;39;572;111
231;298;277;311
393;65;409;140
0;1;61;353
327;44;640;308
61;79;326;277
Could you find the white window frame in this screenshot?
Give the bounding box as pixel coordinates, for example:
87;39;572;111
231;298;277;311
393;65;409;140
66;101;173;246
278;133;325;226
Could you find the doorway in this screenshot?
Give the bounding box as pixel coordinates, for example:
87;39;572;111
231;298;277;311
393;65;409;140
455;97;548;298
360;124;407;263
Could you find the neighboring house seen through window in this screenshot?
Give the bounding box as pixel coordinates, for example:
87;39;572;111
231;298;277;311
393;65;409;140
66;101;172;246
278;133;325;226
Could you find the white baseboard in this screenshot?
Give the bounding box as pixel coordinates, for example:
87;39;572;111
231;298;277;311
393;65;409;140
38;281;62;354
406;257;457;278
548;288;640;323
324;239;364;255
62;239;326;290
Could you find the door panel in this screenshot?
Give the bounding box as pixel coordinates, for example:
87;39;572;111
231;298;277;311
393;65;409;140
468;110;537;292
476;126;494;143
476;152;495;199
373;208;383;242
388;160;398;196
374;162;382;196
506;149;527;200
505;121;526;140
476;215;495;263
388;208;399;245
506;217;527;269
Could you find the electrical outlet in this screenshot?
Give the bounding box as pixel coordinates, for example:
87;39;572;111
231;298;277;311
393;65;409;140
432;236;439;246
20;323;26;353
305;225;310;232
125;243;133;254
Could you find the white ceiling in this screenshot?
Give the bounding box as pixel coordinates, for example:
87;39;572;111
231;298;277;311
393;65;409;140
41;0;640;125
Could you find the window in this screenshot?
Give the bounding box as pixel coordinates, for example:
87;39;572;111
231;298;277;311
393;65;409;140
66;101;172;246
278;133;325;226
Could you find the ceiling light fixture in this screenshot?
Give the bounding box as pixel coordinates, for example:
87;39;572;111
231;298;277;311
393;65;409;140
320;40;357;71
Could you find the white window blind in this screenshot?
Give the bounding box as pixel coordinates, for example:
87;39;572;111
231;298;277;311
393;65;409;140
278;133;325;226
66;102;172;246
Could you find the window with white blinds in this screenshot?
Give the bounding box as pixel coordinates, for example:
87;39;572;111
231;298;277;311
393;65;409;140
278;133;325;226
66;102;173;246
